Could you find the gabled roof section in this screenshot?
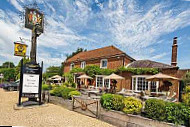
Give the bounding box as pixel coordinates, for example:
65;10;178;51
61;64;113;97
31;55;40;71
66;45;135;63
127;60;175;69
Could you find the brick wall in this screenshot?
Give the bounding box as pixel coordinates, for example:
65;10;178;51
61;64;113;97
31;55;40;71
64;56;132;73
115;68;189;100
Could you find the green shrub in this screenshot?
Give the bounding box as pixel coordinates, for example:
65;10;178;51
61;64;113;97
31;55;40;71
63;82;70;87
42;84;51;90
184;86;190;93
183;86;190;106
123;97;142;114
51;86;63;97
100;94;114;110
50;89;54;96
183;93;190;106
71;82;76;88
112;94;124;111
165;102;190;126
144;99;166;121
61;87;76;99
68;91;81;98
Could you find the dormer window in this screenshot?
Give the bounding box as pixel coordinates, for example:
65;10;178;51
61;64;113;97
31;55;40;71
81;61;86;69
100;59;107;68
70;63;75;70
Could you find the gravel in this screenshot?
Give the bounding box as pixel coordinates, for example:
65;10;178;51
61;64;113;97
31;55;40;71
0;89;114;127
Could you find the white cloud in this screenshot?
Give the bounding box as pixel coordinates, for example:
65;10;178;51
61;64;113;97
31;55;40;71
1;0;190;69
8;0;23;11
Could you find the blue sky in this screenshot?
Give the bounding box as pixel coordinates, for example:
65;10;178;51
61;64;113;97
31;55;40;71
0;0;190;70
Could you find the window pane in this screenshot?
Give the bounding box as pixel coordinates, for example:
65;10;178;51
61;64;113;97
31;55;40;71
101;60;107;67
104;79;109;88
97;77;103;87
137;77;148;91
133;77;136;90
150;81;157;92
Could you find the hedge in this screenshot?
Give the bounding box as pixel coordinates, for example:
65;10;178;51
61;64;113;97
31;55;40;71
42;84;51;90
100;94;114;110
144;99;166;121
50;85;76;99
68;91;81;99
100;94;142;114
123;97;142;114
145;98;190;126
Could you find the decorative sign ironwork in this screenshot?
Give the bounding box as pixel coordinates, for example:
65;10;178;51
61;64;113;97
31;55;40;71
25;8;44;33
14;42;28;57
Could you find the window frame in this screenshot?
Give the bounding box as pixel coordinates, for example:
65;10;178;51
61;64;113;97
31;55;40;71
100;59;108;69
132;75;159;93
70;63;75;70
95;75;110;89
81;61;86;69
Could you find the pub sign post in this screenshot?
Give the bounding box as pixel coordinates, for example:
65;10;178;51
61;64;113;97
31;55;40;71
17;7;44;106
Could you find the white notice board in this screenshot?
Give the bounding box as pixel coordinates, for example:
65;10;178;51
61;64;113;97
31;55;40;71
22;74;39;93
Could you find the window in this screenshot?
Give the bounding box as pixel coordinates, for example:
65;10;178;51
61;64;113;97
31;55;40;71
104;79;110;89
70;63;74;70
81;61;86;69
137;77;148;91
96;75;110;89
96;77;103;88
132;76;158;92
150;81;158;92
100;59;107;68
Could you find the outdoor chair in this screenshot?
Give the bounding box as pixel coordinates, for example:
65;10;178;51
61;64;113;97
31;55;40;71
164;92;177;102
117;88;136;97
116;88;126;95
140;91;157;101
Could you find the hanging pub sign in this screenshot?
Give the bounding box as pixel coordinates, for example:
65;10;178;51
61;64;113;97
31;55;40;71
25;8;44;33
14;42;28;57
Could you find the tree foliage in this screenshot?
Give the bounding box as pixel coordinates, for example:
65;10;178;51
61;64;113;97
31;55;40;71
43;66;61;80
0;68;16;81
1;61;15;68
15;57;30;80
66;47;87;60
182;72;190;87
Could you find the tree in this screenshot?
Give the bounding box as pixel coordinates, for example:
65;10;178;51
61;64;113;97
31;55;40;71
0;68;16;81
15;57;30;80
183;72;190;86
66;47;87;60
59;62;64;76
2;61;15;68
43;66;61;80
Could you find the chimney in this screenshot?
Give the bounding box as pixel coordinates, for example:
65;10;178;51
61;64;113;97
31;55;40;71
171;37;178;67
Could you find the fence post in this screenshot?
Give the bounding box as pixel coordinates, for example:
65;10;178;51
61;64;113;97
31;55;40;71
72;96;74;111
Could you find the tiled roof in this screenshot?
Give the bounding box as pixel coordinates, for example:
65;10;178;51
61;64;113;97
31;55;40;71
66;46;135;63
127;60;174;69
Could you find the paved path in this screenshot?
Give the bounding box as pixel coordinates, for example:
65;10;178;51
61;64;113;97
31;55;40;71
0;89;114;127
